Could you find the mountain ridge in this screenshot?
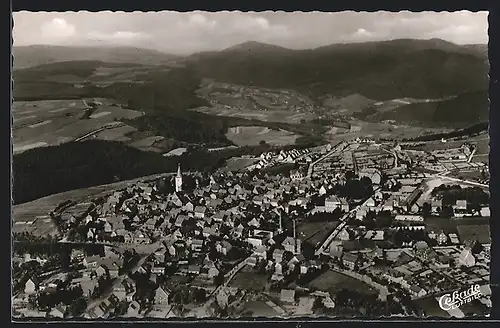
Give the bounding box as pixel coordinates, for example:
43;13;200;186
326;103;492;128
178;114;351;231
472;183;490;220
13;45;180;69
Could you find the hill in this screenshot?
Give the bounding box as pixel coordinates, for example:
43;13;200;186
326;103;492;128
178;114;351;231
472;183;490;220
13;45;178;69
12;139;281;204
375;90;489;127
186;39;488;101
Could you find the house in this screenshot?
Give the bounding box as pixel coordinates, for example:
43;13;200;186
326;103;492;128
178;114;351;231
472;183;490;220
254;246;267;260
112;284;127;301
247;256;258;267
455;200;468;211
217;241;233;255
365;197;376;208
194;206;207;219
337;228;350;241
290;170;304;181
151;266;165;275
154;286;170;305
83;255;101;268
409;285;427;298
280;289;296;304
216;288;230;308
24;278;38;295
49;305;66;318
127;301;141;317
395;215;424;222
282;237;297;253
342;253;358;270
356;208;367;220
449;233;460;244
431;199;443;212
458;248;476;267
325;196;342;212
95;265;107;278
184;202;194;212
359;168;382;185
322;296;336;309
339;198;349;212
411;203;420;214
247;235;267;248
273;249;285;263
187;265;201;275
191;239;204;252
437;232;448;245
208;267;220;279
70;249;85;262
480;207;491;217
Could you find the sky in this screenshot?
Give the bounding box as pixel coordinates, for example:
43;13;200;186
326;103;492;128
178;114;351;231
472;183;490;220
13;11;489;55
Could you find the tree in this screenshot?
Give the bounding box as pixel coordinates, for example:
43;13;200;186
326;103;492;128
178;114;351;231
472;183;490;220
440;205;454;217
422;202;431;217
259;140;267;146
70;297;87;317
214;272;225;286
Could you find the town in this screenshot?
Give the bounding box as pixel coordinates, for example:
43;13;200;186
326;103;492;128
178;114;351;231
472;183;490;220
12;137;491;319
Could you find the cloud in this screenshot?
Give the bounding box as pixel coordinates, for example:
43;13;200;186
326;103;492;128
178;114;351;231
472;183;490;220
88;30;149;42
353;28;373;38
12;11;488;53
188;13;217;28
233;16;271;31
40;18;76;42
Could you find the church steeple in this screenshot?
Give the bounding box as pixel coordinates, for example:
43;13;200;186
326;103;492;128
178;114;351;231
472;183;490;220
175;163;183;192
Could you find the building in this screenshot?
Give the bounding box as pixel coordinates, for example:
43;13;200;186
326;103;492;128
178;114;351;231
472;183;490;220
359;168;382;185
325;196;343;212
458;248;476;267
127;301;141;317
394;215;424;222
342;253;358;270
404;189;423;212
154;286;170;305
410;285;427;298
194;206;206;219
280;289;296;304
437;232;448;245
24;278;38;295
290;170;304;181
175;164;183;193
455;200;468;211
273;249;285;263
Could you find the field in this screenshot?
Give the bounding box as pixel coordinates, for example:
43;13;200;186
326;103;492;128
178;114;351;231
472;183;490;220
308;270;376;294
456;223;491;244
228;270;269;292
238;301;280;318
11;99;179;153
424;216;490;241
327;120;451;142
193;105;315;125
226;126;299;146
413;297;451;317
223;157;260;171
298;221;340;247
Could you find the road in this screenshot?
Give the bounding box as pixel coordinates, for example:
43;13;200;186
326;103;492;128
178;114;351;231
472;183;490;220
73;122;125;142
307;141;347;178
436;175;489;189
315;188;380;256
210;255;251;298
467;147;477;163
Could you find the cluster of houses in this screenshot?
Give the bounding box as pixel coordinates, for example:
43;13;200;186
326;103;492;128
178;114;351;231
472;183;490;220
13;138;491;319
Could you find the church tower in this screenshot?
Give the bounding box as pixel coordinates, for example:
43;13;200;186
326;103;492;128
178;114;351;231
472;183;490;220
175;163;183;192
